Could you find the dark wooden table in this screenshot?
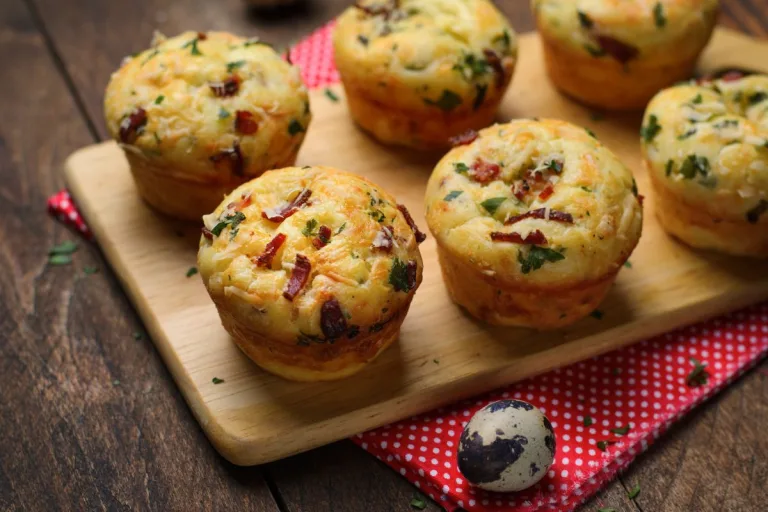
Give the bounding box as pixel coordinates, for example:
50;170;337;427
1;1;766;511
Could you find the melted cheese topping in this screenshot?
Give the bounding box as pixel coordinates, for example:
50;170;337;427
198;166;423;343
641;75;768;220
333;0;517;112
532;0;718;58
104;31;310;179
425;119;643;285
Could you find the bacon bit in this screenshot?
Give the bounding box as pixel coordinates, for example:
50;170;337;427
354;0;399;17
210;142;244;176
470;159;501;184
235;110;259;135
312;225;332;249
720;70;747;82
491;230;548;245
406;260;418;291
255;233;286;268
209;74;241;97
283;254;311;301
595;35;639;64
637;194;645;207
119;108;147;144
538;184;554;201
397;204;426;243
262;189;312;223
201;227;213;240
450;129;479;147
505;208;574;226
372;226;394;252
320;298;348;339
512;180;530;201
197;32;208;41
233;193;252;211
483;48;505;87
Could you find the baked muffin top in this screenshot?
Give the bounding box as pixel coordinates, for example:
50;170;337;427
532;0;719;61
104;31;310;179
333;0;516;113
198;166;424;344
425;119;643;285
641;75;768;222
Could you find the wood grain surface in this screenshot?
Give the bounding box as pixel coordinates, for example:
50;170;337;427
1;0;767;510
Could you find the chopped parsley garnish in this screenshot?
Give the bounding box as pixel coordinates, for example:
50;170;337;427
324;88;340;102
691;93;703;104
154;95;165;105
335;222;347;235
624;260;633;269
473;83;487;110
444;190;463;202
627;484;641;500
480;197;507;215
302;218;318;237
218;107;231;120
577;10;593;29
226;60;246;73
182;37;203;56
641;114;662;142
389;258;412;292
50;240;78;256
585;127;598;138
583;415;593;427
609;424;630;435
211;212;246;237
493;29;512;50
186;267;198;278
410;494;427;510
454;162;469;174
518;246;565;274
584;44;606;57
212;377;225;384
596;440;616;451
424;90;462;111
83;266;99;275
580;186;592;192
631;178;638;197
453;53;489;81
368;209;386;223
713;119;739;129
590;309;604;320
653;2;666;28
433;359;439;365
288;119;305;135
678;154;710;180
746;199;768;224
49;254;72;265
686;357;709;387
665;159;674;176
677;128;697;140
545;159;564;173
747;91;768;106
357;34;369;46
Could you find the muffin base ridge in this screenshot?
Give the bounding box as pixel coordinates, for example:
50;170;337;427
437;245;620;329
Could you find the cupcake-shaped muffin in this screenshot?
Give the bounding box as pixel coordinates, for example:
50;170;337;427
532;0;719;110
424;120;643;328
333;0;517;149
104;31;311;220
198;166;425;381
640;75;768;257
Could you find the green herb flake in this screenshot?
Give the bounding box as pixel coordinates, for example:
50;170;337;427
480;197;507;215
665;160;674;176
584;44;606;58
212;377;225;384
580;186;592;192
653;2;667;28
596;440;616;451
182;37;203;56
493;29;512;50
628;484;641;500
677;127;697;140
83;266;99;275
433;359;440;365
631;178;639;197
583;415;593;427
154;95;165;105
368;209;386;223
410;495;427;510
357;34;369;46
49;240;78;255
454;53;489;81
679;154;710;180
186;267;198;278
226;60;246;73
444;190;463;202
424;90;462;111
48;254;72;266
609;424;630;435
624;260;633;269
585;128;598;138
747;91;768;106
641;114;662;142
211;212;246;237
324;88;340;102
218;107;231;120
577;10;593;29
335;222;347;235
388;258;412;292
686;357;709;387
302;218;318;237
590;309;604;320
454;162;469;174
691;93;702;104
288;119;305;135
518;246;565;274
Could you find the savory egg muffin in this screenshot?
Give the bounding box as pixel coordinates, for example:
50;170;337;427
424;120;643;328
104;31;311;220
532;0;719;110
640;74;768;257
332;0;517;149
198;166;425;381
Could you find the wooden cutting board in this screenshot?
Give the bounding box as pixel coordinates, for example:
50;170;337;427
65;29;768;466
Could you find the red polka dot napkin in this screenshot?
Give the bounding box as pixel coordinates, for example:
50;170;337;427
48;22;768;512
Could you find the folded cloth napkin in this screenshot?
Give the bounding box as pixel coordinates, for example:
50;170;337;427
48;22;768;512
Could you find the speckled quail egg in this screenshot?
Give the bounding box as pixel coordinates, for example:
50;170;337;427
457;399;556;492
